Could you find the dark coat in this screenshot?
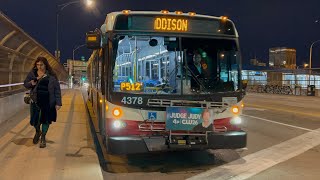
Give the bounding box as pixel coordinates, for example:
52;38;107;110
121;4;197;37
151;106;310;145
24;70;61;125
23;70;62;108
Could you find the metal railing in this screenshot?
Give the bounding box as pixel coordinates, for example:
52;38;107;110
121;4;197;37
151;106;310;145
246;80;320;96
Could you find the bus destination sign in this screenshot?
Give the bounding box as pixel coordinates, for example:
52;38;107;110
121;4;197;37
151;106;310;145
154;18;188;32
114;14;236;36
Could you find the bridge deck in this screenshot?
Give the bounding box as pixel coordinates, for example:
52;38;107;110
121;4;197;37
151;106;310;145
0;89;103;180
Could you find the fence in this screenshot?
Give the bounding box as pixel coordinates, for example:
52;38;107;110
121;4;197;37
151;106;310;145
246;80;320;96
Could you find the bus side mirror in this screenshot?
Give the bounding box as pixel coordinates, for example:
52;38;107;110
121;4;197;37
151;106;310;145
86;31;101;49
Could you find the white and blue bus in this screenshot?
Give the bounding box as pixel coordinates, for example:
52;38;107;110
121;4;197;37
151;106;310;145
86;10;246;154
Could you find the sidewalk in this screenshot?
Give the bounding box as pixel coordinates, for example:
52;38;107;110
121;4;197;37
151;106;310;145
0;89;103;180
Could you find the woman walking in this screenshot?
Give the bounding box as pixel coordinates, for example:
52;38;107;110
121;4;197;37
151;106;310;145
24;56;62;148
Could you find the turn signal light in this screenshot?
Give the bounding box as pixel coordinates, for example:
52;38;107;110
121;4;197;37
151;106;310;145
241;102;244;108
231;106;240;115
112;107;123;118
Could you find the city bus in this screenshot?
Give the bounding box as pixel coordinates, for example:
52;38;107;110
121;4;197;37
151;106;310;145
86;10;246;154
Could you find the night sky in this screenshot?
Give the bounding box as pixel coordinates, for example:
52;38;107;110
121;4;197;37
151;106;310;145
1;0;320;67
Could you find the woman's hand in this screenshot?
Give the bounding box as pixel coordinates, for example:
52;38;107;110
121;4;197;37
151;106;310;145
55;105;61;111
30;80;37;86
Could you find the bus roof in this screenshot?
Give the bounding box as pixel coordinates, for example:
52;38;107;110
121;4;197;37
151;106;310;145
102;11;238;37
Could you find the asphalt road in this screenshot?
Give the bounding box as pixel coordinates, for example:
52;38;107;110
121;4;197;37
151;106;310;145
101;93;320;180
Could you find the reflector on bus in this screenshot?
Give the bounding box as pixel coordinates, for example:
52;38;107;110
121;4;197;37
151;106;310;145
175;11;183;15
188;12;196;16
221;16;228;21
122;10;130;14
161;10;169;14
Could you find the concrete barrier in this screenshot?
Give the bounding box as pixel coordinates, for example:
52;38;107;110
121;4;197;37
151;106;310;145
0;85;68;125
0;91;28;124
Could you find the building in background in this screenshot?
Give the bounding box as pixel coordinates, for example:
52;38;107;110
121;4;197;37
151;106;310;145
67;59;87;87
269;47;296;69
250;58;267;66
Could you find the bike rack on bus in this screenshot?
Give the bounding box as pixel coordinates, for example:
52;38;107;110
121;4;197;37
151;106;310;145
138;121;166;131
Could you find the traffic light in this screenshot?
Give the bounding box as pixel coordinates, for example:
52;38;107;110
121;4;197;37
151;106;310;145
81;56;85;61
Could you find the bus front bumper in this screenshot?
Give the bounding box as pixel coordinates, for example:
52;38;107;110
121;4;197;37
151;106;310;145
107;131;247;155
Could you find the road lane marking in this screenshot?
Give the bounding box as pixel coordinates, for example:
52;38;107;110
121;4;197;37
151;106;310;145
244;107;267;111
246;103;320;118
188;128;320;180
242;114;315;132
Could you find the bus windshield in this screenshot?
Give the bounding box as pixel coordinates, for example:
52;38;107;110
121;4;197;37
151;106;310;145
112;35;240;95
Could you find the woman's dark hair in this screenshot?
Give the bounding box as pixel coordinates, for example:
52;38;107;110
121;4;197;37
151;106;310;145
33;56;58;79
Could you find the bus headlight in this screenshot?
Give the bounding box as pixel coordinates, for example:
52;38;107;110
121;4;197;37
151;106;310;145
230;117;242;125
113;120;126;129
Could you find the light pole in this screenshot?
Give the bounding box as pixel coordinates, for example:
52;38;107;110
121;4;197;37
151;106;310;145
308;39;320;85
73;44;87;61
70;44;86;87
55;0;94;62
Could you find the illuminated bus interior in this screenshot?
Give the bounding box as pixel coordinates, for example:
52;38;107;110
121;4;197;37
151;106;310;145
112;35;240;95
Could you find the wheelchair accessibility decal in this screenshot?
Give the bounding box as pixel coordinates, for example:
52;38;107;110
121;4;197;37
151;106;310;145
148;112;157;120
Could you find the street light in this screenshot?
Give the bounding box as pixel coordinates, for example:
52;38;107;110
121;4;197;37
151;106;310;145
308;39;320;85
55;0;94;62
70;44;86;87
73;44;87;61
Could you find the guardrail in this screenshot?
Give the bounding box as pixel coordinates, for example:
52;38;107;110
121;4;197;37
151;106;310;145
246;83;319;96
0;83;23;88
0;11;68;97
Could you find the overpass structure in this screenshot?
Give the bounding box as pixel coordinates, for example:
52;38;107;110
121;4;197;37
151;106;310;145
0;11;67;98
0;11;68;123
